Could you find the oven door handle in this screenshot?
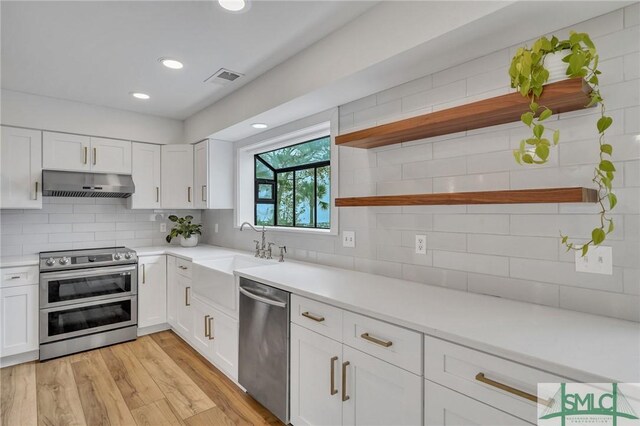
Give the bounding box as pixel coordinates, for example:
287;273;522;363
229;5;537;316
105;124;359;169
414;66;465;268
40;264;137;280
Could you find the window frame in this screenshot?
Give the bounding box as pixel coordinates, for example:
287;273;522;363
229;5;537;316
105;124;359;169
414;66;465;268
253;136;331;229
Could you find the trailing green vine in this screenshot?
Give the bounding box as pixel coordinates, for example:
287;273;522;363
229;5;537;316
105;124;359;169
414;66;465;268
509;31;616;256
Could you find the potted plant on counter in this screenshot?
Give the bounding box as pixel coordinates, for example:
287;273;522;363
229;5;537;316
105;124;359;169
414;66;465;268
509;31;616;256
165;215;202;247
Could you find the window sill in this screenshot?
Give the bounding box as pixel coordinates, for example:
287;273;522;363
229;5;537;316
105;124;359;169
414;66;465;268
233;225;337;236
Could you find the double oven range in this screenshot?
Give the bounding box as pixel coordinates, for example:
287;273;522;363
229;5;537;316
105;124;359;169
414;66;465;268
39;247;138;360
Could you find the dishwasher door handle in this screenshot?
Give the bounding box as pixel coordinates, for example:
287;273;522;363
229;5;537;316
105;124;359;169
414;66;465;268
239;287;287;308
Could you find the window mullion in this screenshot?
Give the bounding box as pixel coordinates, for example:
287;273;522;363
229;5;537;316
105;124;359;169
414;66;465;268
313;167;318;228
292;170;296;228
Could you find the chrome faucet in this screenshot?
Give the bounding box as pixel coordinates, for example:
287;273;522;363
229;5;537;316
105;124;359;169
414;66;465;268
240;222;267;258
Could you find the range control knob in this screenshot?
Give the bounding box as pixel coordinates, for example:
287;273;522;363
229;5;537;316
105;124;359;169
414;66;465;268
124;252;132;260
114;253;122;260
45;257;56;266
59;257;70;265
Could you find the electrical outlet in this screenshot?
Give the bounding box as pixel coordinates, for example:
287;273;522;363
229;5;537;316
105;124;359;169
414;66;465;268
342;231;355;248
415;234;426;254
160;223;166;232
214;223;219;233
575;245;613;275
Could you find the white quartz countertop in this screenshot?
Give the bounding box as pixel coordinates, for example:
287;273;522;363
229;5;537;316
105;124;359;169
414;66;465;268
235;261;640;383
0;254;40;268
133;244;245;261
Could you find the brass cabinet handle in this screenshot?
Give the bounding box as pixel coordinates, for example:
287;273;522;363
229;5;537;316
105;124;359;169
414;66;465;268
341;361;350;401
84;146;88;164
204;315;210;337
188;187;191;203
142;264;146;284
34;182;39;200
202;185;206;202
93;147;97;165
156;187;159;203
9;276;21;280
185;286;191;306
302;311;325;322
208;316;214;340
178;265;188;270
330;356;338;396
475;373;551;406
361;332;392;348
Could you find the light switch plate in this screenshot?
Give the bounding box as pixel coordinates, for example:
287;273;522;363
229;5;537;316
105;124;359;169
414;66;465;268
575;245;613;275
160;223;166;232
415;235;426;254
342;231;355;248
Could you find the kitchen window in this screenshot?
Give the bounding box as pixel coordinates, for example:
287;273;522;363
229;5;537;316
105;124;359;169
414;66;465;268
254;136;330;229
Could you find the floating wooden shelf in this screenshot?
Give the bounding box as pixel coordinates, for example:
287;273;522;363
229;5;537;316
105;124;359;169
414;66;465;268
336;78;593;149
335;187;598;207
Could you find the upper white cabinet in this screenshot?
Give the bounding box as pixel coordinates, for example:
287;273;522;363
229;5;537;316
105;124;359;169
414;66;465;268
129;142;161;209
0;126;42;209
194;139;234;209
138;255;167;329
89;137;132;174
161;144;194;209
43;131;131;174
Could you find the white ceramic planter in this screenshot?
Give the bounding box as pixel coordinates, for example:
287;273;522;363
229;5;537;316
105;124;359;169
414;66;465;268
544;50;571;83
180;235;199;247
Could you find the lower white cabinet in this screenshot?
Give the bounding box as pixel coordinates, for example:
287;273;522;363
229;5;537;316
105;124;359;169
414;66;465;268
0;284;38;358
137;255;167;328
291;322;422;426
166;256;177;328
175;274;193;338
425;380;531;426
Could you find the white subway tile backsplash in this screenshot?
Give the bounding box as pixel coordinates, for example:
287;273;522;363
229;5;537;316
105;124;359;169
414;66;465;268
377;178;433;196
402;81;466;113
402;157;467;179
468;234;558;260
49;214;95;223
433;214;509;234
73;222;116;232
467;273;559;307
433;130;510;159
377;213;432;231
433;172;509;193
377;143;433;166
433;251;509;276
625;2;639;28
401;264;468;290
559;286;640;322
49;232;95;243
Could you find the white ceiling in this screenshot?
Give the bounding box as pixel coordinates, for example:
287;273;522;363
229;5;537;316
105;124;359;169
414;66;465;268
1;1;377;120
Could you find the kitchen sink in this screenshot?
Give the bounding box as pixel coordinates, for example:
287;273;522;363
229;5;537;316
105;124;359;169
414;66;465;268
192;255;273;313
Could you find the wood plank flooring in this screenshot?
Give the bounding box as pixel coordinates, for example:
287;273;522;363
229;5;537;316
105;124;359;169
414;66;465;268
0;331;282;426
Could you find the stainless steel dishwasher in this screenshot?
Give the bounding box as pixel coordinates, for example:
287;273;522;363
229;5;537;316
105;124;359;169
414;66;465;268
238;277;290;424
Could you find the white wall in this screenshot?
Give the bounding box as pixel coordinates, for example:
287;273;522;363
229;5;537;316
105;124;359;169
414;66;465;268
202;5;640;323
1;90;184;144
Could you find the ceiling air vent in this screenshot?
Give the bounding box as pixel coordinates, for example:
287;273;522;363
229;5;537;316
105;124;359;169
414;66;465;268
204;68;244;85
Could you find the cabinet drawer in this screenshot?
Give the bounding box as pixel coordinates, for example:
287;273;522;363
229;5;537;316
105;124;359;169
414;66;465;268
175;257;192;279
343;311;421;375
1;265;39;288
424;335;570;424
291;295;343;341
425;380;531;425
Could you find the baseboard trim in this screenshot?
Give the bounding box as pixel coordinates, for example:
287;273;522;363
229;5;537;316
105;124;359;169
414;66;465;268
0;350;39;368
137;323;170;336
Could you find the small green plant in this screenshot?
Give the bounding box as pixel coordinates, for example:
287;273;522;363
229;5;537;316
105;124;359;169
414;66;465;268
165;215;202;243
509;31;616;256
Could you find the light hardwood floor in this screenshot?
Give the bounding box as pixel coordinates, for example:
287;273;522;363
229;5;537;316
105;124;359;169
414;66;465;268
1;331;282;426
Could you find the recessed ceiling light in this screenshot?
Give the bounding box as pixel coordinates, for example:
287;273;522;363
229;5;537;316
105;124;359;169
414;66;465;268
218;0;246;12
159;58;184;70
252;123;268;129
131;92;150;100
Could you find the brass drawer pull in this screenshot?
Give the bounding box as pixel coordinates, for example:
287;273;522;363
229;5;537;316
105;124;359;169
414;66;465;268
185;286;191;306
34;182;39;200
84;146;88;164
202;185;207;202
341;361;350;401
93;147;97;165
330;356;338;395
156;186;160;202
208;316;214;340
142;264;146;284
361;332;392;348
302;311;325;322
475;373;552;406
188;187;191;203
204;315;210;337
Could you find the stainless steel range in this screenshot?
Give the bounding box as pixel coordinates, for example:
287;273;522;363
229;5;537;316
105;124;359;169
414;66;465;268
39;247;138;360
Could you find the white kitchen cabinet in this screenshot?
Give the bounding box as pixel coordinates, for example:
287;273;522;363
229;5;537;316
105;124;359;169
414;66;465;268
425;380;530;426
175;273;193;339
43;131;91;172
0;284;38;358
342;345;422;426
161;144;194;209
43;132;131;174
291;323;344;426
129;142;161;209
90;137;132;174
191;295;239;380
138;255;167;328
1;127;42;209
194;140;208;209
166;256;177;328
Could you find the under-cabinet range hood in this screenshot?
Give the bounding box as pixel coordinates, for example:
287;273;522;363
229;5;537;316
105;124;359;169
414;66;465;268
42;170;135;198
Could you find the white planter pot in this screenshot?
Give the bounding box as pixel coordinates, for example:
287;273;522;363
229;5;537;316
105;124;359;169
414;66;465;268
180;235;199;247
544;50;571;83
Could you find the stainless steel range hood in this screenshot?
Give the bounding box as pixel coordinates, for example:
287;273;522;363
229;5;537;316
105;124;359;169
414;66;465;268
42;170;135;198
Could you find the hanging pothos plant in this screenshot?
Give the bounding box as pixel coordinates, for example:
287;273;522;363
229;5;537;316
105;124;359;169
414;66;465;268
509;31;616;256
